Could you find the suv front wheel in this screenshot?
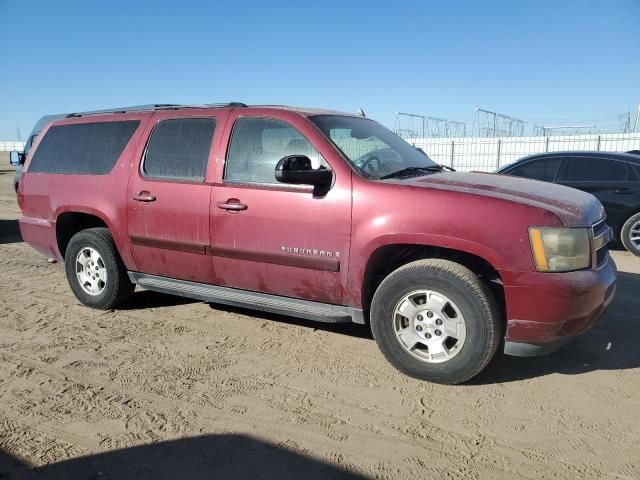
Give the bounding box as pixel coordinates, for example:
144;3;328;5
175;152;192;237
370;259;501;384
64;227;134;309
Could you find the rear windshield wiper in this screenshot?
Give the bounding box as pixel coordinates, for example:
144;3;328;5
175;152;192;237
380;165;445;179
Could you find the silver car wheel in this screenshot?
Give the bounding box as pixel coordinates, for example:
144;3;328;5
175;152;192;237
629;220;640;250
75;247;107;296
393;290;467;364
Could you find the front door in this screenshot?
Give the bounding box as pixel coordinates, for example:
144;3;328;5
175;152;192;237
126;112;224;283
210;113;351;304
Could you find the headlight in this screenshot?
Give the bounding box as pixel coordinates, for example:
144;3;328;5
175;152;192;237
529;227;591;272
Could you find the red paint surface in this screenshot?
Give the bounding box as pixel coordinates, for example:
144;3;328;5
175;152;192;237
17;105;616;346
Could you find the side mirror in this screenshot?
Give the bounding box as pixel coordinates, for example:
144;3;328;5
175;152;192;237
275;155;333;196
9;150;23;167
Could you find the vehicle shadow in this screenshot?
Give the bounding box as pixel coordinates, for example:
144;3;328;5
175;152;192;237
208;271;640;382
126;270;638;383
0;219;22;244
473;270;640;384
0;433;367;480
208;302;373;340
120;289;199;310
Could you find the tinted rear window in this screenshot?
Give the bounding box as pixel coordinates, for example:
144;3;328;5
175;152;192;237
564;157;629;181
143;118;216;180
28;121;140;175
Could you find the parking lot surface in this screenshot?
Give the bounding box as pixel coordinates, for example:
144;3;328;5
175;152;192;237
0;168;639;479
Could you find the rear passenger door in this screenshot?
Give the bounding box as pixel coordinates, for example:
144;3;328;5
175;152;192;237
556;156;640;228
126;111;225;283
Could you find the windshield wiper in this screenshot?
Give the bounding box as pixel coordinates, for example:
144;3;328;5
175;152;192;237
380;165;444;179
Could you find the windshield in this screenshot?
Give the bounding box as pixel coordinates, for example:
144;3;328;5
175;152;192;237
309;115;439;179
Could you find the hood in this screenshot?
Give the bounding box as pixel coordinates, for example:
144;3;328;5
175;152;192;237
389;172;604;227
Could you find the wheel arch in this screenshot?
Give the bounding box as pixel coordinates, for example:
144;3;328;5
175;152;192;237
55;209;111;259
359;239;506;322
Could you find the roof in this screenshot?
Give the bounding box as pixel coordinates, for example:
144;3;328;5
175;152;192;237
249;105;363;118
64;103;247;118
516;150;640;165
57;103;362;119
30;113;67;135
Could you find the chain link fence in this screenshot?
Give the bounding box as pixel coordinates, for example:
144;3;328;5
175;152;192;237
411;133;640;172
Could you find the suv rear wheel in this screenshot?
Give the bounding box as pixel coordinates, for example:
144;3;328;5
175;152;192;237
621;212;640;257
370;259;501;384
64;227;134;309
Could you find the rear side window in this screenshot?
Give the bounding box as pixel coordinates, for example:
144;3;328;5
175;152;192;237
143;118;216;181
564;157;629;182
28;121;140;175
509;158;562;182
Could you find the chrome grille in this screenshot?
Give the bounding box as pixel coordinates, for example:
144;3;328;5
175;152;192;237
592;218;608;239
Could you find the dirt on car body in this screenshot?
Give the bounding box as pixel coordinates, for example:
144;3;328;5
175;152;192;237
0;169;639;479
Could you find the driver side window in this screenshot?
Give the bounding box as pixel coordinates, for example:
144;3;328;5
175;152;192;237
224;118;324;185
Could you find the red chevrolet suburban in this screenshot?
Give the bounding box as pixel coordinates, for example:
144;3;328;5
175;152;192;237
17;103;616;384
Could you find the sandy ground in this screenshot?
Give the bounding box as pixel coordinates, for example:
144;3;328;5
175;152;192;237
0;167;639;479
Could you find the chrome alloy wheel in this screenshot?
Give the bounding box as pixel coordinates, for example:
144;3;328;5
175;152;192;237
630;220;640;250
75;247;107;296
393;290;467;363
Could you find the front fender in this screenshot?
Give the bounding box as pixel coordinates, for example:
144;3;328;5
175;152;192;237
343;233;507;308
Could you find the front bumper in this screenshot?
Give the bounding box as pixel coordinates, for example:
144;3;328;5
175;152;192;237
502;255;616;356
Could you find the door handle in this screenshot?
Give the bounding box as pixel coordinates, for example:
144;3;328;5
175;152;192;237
217;199;248;211
614;188;633;195
132;191;156;202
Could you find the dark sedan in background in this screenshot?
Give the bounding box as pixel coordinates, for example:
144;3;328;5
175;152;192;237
498;151;640;256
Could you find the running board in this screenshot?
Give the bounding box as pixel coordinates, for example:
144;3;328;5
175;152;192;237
128;272;364;324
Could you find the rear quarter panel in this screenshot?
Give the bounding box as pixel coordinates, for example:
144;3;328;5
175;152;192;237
19;114;152;266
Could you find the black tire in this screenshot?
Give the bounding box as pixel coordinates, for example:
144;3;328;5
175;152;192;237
64;227;134;310
621;212;640;257
370;259;501;384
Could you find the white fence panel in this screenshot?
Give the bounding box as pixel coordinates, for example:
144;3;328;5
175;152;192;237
0;141;26;152
413;133;640;172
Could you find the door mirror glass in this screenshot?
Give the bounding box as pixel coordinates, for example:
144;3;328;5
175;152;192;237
275;155;332;196
9;150;23;167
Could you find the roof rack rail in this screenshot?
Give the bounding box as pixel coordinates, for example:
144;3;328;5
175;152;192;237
66;102;247;118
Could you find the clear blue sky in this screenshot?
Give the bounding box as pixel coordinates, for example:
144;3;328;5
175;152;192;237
1;0;638;139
